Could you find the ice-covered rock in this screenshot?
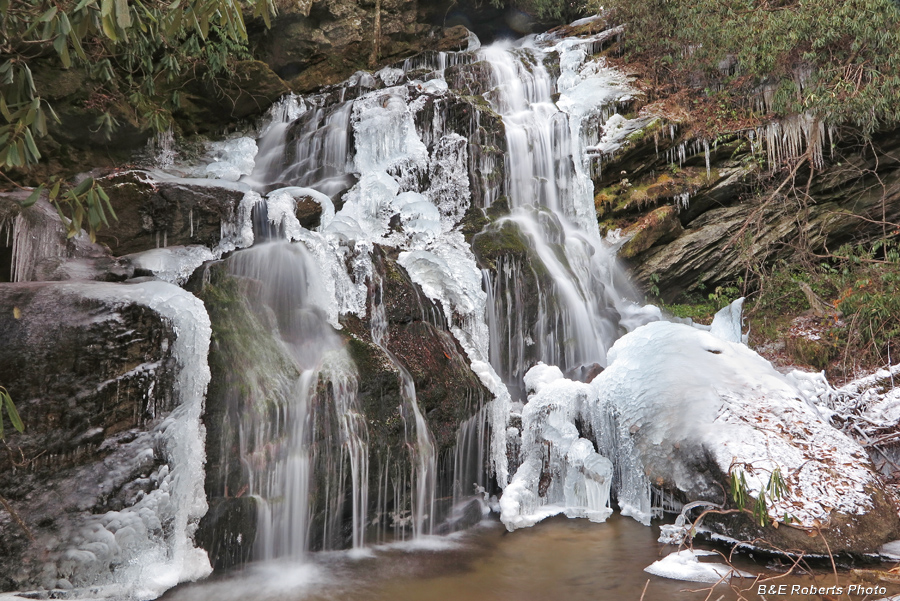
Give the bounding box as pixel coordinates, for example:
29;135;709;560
125;246;216;285
645;549;754;583
202;137;258;182
590;316;900;552
0;280;212;598
500;363;613;531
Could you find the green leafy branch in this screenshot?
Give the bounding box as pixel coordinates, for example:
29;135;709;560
730;464;789;527
0;385;23;440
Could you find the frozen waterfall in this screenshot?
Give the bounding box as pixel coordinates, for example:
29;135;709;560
194;24;657;553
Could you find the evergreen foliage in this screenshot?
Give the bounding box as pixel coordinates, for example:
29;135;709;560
601;0;900;134
1;0;273;237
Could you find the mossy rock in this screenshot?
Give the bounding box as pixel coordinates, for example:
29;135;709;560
618;205;684;260
472;220;532;270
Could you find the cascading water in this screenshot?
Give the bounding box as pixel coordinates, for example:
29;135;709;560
476;37;654;396
222;241;369;556
369;272;437;539
195;21;660;565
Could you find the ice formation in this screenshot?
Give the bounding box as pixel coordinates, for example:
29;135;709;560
644;550;754;583
125;246;216;285
202;137;258;182
592;309;881;528
57;280;212;599
499;363;613;531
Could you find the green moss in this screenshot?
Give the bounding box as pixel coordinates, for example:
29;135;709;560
471;220;532;270
662;302;719;322
198;264;301;412
785;336;838;370
460;204;491;243
625;117;663;145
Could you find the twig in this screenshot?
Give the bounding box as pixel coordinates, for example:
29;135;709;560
639;578;649;601
0;494;34;541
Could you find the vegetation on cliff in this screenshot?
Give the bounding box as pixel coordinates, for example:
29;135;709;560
600;0;900;135
0;0;275;236
587;0;900;378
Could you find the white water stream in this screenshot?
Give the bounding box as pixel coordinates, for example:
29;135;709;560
201;26;657;561
5;20;897;601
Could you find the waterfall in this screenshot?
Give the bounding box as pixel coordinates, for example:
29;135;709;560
196;22;660;565
369;272;437;539
221;241;369;557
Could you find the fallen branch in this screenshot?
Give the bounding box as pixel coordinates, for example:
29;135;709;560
0;494;34;541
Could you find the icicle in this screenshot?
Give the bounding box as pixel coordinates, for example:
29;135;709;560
703;139;711;178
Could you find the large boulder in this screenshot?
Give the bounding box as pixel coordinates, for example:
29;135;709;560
592;307;900;554
95;172;247;256
499;301;900;554
0;280;212;595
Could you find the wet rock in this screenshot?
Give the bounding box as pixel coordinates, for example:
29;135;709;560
446;61;495;97
618;205;683;260
347;246;491;453
196;497;258;570
96;171;245;256
0;282;178;590
295;195;324;229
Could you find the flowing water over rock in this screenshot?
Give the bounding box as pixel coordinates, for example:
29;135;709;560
164;20;897;584
4;19;899;601
188;25;658;563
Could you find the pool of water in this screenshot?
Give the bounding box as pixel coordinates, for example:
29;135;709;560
162;515;900;601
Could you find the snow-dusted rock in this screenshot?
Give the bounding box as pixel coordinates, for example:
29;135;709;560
591;311;900;553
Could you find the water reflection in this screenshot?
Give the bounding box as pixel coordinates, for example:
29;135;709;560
161;515;900;601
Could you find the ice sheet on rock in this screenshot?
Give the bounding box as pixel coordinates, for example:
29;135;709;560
880;539;900;560
645;550;754;584
568;13;602;27
523;363;565;394
501;364;612;531
202;137;258;181
125;246;216;285
267;187;336;233
376;67;405;87
708;297;746;343
214;191;259;255
591;320;880;529
420;79;449;94
54;280;212;599
334;172;401;241
353;87;427;174
293;229;371;325
8;199;69;282
586;113;653;156
426;134;470;230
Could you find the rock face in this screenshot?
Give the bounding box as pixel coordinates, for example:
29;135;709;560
253;0;467;93
594;122;900;302
96;172;246;256
171;61;291;135
0;280;212;594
